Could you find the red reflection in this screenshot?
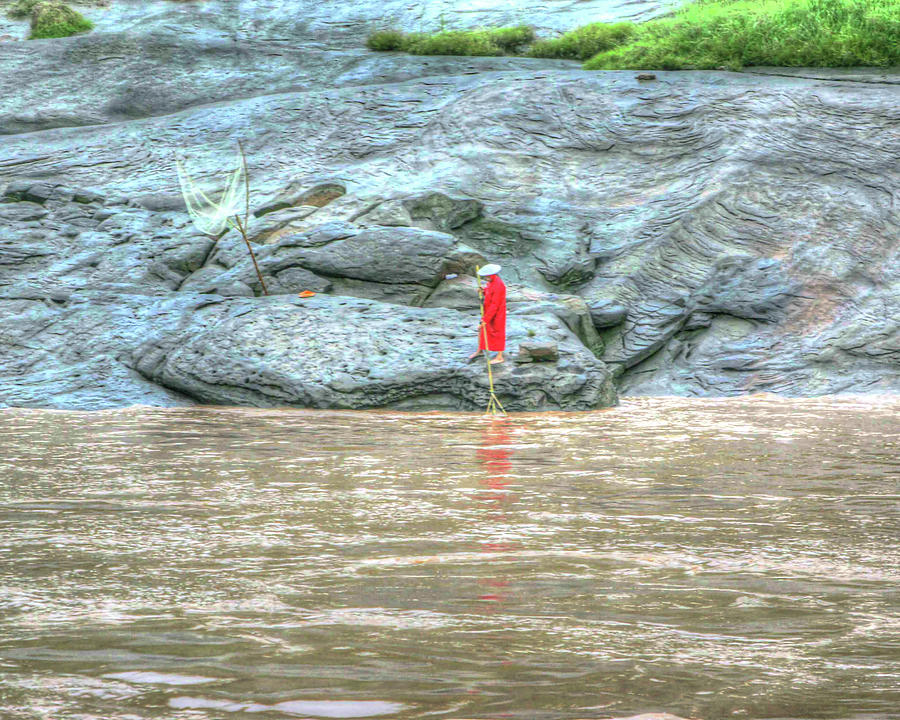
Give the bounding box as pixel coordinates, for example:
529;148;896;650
476;420;513;488
465;418;527;703
475;418;521;610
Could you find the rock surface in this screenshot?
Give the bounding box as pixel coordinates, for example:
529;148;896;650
132;294;616;411
0;0;898;409
516;341;560;363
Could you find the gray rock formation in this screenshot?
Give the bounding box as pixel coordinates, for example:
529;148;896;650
132;295;616;411
0;0;898;409
516;341;560;363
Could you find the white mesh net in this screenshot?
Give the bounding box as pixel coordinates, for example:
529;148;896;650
174;144;248;236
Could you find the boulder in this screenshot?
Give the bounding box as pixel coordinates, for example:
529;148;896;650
183;222;459;299
356;198;412;227
516;341;559;363
588;299;629;328
132;294;618;411
402;192;483;232
248;205;319;244
0;202;48;222
2;181;55;205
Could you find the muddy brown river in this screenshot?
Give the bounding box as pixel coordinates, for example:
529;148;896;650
0;397;898;720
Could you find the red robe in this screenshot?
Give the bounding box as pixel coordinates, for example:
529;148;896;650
478;275;507;352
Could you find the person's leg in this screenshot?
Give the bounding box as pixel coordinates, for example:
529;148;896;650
490;351;504;364
468;350;483;361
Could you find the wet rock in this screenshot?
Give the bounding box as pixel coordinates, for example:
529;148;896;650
72;189;105;205
442;244;489;277
516;341;559;363
270;266;333;295
182;222;455;300
537;253;597;289
132;294;617;411
422;275;483;311
0;291;199;410
131;192;187;212
337;191;483;235
356;198;412;227
424;275;604;355
403;192;483;232
249;205;319;244
178;267;257;297
0;202;48;222
689;255;797;322
301;223;443;281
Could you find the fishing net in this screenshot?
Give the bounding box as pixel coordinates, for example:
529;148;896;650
174;143;248;237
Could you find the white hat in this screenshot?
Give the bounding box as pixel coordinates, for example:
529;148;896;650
477;263;501;276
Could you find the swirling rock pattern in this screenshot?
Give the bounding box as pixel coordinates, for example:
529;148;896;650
0;0;898;408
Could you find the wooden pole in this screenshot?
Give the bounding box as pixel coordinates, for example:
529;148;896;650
231;214;269;296
475;267;506;416
232;142;268;296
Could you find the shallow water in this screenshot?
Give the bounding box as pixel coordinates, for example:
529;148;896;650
0;397;898;720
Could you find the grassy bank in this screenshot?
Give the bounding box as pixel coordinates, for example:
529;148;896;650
367;0;900;70
367;25;535;56
5;0;94;38
29;1;93;37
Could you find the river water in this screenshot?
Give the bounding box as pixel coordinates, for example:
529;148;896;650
0;397;898;720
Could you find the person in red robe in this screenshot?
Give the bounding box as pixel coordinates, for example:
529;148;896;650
468;263;507;365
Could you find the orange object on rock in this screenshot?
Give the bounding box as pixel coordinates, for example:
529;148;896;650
298;290;316;298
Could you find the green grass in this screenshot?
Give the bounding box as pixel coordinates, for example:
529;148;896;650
367;0;900;69
481;25;536;52
529;21;636;60
366;29;406;51
29;0;92;38
585;0;900;69
7;0;40;18
366;25;535;57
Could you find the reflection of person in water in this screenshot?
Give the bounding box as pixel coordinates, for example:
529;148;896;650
476;420;512;490
475;418;518;605
463;418;524;701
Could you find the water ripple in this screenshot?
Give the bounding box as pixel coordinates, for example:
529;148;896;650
1;397;898;720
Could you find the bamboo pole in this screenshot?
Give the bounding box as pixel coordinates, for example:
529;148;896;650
475;266;506;416
233;141;268;296
230;213;268;296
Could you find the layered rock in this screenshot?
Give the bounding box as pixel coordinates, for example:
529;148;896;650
0;0;898;409
131;294;616;411
180;220;468;304
0;182;617;410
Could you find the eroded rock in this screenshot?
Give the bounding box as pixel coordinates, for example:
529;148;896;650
132;294;617;410
255;180;346;217
0;0;898;407
183;221;460;301
516;341;559;363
